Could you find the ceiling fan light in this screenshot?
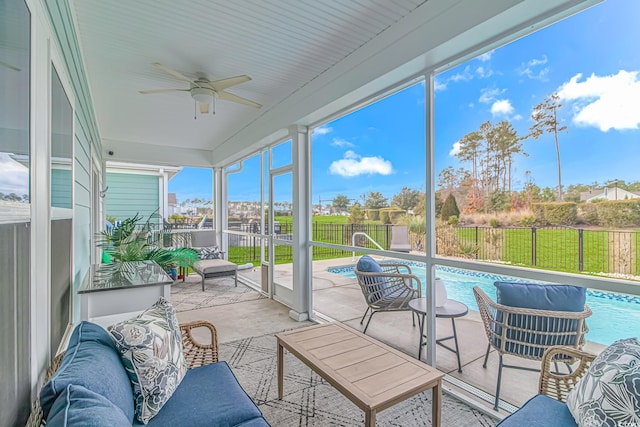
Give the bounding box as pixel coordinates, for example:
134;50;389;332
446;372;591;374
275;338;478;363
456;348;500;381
191;87;214;104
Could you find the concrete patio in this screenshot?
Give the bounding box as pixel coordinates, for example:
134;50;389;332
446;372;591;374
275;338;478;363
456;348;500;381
216;257;607;415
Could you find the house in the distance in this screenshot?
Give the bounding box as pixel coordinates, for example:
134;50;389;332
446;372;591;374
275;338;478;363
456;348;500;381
580;186;640;202
105;162;181;226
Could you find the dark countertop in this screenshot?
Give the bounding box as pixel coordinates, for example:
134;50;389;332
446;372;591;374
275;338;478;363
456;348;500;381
78;260;173;294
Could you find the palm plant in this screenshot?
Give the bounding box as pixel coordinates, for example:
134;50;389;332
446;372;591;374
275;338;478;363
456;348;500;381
101;213;198;271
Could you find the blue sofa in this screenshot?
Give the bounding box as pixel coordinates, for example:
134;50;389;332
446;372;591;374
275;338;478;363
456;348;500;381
39;321;269;426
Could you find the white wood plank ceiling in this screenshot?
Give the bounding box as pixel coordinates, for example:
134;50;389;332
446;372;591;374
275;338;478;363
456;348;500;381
69;0;597;166
71;0;425;155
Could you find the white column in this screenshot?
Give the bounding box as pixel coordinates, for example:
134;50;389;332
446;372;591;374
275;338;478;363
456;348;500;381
424;72;437;365
214;168;226;253
158;168;167;222
30;24;52;392
290;125;311;321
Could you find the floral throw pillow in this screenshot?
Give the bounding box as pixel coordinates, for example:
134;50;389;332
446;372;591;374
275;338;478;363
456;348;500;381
566;337;640;427
194;246;221;260
108;297;187;424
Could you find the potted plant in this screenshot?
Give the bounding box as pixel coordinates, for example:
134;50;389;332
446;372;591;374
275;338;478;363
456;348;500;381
100;212;198;273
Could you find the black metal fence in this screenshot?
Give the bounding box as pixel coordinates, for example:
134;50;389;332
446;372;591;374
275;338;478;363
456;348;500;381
444;226;640;276
159;222;640;277
211;222;393;265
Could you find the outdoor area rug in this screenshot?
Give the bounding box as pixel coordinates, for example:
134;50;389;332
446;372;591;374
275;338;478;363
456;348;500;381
220;332;497;427
170;275;266;312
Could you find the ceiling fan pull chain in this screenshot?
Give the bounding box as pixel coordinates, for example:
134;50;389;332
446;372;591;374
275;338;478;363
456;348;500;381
194;100;197;120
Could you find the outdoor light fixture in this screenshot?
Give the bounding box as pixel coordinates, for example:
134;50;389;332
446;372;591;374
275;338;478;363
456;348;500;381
191;87;215;117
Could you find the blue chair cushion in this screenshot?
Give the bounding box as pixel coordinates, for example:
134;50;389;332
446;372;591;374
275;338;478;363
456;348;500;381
357;255;383;274
40;321;134;422
494;282;586;312
356;256;392;304
136;361;269;427
46;384;131;427
497;394;577;426
493;282;587;358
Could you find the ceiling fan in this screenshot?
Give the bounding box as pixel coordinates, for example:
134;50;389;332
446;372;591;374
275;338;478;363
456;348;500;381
139;62;262;115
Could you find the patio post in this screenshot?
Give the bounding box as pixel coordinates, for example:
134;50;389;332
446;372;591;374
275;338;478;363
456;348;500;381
289;125;311;321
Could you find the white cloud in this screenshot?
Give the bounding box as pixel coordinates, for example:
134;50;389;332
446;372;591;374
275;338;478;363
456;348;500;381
491;99;514;116
434;79;447;91
557;70;640;131
0;153;29;195
331;137;355;148
513;114;523;121
518;55;550;81
312;126;332;135
477;50;494;62
479;87;505;104
449;141;461;156
449;66;473;83
476;66;494;78
329;151;393;177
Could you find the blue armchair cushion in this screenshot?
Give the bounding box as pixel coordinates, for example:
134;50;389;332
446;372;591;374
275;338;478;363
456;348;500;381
357;255;383;274
46;384;131;427
135;361;269;427
497;394;577;426
40;321;134;422
356;256;391;304
493;282;587;357
494;281;586;312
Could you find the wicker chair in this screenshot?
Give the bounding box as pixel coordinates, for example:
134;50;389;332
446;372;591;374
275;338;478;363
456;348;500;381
26;320;218;427
497;345;596;426
474;286;592;411
354;257;421;333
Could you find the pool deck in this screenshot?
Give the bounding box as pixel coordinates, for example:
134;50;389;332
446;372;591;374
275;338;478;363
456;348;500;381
236;256;606;414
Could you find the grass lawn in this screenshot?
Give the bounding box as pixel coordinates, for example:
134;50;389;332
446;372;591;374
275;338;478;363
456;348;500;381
224;220;640;277
457;226;639;276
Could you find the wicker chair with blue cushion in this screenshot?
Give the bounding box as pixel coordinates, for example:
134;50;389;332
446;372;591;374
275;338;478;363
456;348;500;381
474;282;592;411
354;255;421;333
497;345;596;426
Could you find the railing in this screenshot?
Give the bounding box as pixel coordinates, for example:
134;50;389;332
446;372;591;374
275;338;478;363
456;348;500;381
351;232;385;261
153;222;639;277
156;222;393;265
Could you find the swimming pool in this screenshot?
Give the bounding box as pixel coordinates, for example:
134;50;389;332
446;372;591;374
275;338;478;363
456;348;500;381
328;263;640;346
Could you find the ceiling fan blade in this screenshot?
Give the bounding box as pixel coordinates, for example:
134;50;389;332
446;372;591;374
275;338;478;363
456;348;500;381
199;102;210;114
0;60;21;71
152;62;200;87
208;75;251;91
217;90;262;109
138;88;188;94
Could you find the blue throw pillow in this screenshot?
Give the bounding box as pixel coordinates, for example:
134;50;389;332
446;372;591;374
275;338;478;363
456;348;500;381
40;321;134;422
494;281;586;311
356;255;383;273
356;256;393;304
47;384;131;427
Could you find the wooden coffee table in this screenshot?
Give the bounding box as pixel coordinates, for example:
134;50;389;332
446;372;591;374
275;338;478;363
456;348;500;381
276;323;444;426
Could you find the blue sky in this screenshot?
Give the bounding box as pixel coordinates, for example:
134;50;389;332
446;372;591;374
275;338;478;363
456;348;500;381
169;0;640;204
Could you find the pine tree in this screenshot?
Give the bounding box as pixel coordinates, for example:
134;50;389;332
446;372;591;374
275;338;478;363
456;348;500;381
440;193;460;219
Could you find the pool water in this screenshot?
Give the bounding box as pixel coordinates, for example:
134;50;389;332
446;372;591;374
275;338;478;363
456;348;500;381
328;263;640;346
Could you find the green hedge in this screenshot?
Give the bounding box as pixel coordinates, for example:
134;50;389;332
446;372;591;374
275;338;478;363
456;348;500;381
578;204;598;225
594;200;640;227
531;202;577;226
366;209;380;221
379;208;405;224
